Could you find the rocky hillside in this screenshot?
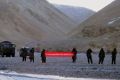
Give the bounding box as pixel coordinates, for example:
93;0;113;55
69;0;120;51
0;0;75;47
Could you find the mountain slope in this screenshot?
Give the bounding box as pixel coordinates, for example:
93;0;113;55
67;0;120;50
54;5;95;24
0;0;75;47
72;0;120;37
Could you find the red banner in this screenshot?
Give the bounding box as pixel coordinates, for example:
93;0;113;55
45;51;74;57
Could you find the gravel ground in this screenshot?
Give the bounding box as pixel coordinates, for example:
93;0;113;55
0;52;120;79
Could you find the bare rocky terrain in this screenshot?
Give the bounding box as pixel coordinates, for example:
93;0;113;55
60;0;120;51
36;0;120;52
0;0;119;51
0;0;75;48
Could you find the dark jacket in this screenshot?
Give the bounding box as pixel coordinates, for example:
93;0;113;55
112;48;117;58
87;49;92;57
72;48;77;57
29;48;34;59
41;49;46;58
99;48;105;58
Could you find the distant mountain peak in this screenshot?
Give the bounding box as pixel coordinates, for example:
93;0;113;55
53;4;95;24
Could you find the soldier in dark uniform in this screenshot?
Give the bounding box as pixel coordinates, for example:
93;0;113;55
22;48;27;62
86;48;93;64
41;49;46;63
111;48;117;64
72;48;77;63
29;48;35;62
98;48;105;64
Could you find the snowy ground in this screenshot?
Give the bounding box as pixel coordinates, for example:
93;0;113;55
0;52;120;79
0;71;116;80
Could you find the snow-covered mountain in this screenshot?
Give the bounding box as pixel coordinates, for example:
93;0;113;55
69;0;120;50
54;5;95;24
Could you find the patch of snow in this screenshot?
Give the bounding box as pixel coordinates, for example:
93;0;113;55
108;17;120;25
0;75;13;80
0;71;115;80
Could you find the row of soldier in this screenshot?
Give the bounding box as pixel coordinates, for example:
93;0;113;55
86;48;117;64
19;47;118;64
41;48;118;64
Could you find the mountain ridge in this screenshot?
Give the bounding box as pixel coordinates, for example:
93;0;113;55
0;0;75;47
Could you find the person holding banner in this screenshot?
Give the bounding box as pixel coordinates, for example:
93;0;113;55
72;48;77;63
41;49;46;63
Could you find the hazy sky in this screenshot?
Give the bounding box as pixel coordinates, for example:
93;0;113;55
47;0;115;12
